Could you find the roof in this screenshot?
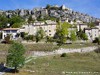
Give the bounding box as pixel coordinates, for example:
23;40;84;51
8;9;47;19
91;27;99;29
3;28;19;31
84;27;99;30
79;24;87;26
84;28;91;30
0;28;3;30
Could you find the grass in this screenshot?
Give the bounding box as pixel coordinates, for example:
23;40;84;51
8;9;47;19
0;43;97;51
24;43;59;51
60;43;97;49
5;51;100;75
0;42;98;63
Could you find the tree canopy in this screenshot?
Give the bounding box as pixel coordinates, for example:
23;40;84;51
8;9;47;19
56;22;70;45
7;42;26;72
70;30;77;41
36;27;45;42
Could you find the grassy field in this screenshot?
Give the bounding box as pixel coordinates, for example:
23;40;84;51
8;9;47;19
5;51;100;75
0;42;98;63
60;43;98;49
0;43;98;51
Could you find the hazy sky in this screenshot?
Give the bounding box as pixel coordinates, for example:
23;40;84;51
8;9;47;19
0;0;100;18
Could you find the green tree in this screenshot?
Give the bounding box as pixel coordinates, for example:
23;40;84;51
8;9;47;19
0;15;8;28
56;29;66;45
20;32;28;39
70;31;77;41
56;22;70;45
24;35;35;41
8;15;24;28
28;15;35;24
6;42;26;72
36;28;45;42
88;22;95;28
82;33;88;40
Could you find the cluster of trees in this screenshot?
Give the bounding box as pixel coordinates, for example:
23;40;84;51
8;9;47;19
54;22;77;45
54;22;89;45
77;29;88;40
0;15;25;28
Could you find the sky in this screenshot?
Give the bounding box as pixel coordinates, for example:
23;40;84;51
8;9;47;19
0;0;100;18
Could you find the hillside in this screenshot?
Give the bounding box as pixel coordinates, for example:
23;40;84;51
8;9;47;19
0;5;100;23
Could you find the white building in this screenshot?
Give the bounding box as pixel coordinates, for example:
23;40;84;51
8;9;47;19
77;24;88;31
2;28;19;40
20;20;57;37
84;28;99;41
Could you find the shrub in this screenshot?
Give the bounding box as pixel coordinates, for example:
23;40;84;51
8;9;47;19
24;35;35;41
0;32;2;39
93;37;100;44
61;53;67;57
4;35;10;43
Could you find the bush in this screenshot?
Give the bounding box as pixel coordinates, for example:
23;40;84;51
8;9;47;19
4;35;10;43
24;35;35;41
61;53;67;57
0;32;2;39
20;32;28;39
93;37;100;45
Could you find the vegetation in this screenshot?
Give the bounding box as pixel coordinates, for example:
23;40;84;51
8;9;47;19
4;34;13;44
4;51;100;75
46;4;60;10
36;28;45;42
55;22;70;45
0;32;2;39
93;37;100;45
8;15;24;28
88;22;95;28
24;35;35;41
82;33;88;40
60;53;67;57
27;15;35;24
70;30;77;41
0;15;24;28
77;29;88;40
0;15;8;28
20;32;28;39
6;42;26;72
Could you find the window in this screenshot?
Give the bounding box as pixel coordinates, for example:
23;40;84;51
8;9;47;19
49;30;51;32
12;30;17;33
5;30;10;33
49;34;51;36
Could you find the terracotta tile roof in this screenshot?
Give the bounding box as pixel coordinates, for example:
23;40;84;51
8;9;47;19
3;28;19;30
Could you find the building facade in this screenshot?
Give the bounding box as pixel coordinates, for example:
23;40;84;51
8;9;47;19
84;28;99;41
20;20;57;37
2;28;19;40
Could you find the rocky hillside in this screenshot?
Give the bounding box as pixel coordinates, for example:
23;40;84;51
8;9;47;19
0;5;99;23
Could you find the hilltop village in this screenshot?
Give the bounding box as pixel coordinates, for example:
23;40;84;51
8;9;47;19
0;5;100;43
